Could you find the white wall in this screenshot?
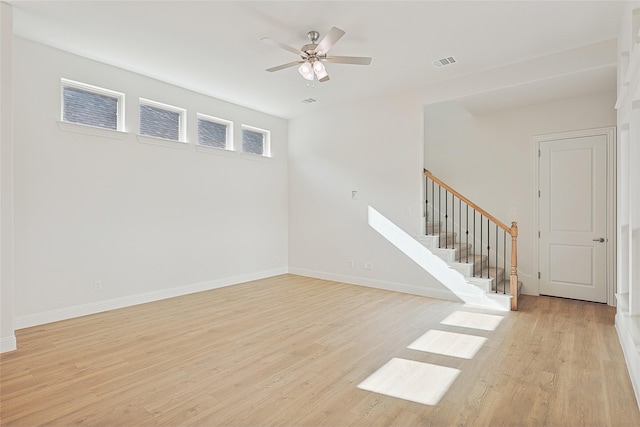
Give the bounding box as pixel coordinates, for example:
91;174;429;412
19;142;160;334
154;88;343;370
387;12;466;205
287;41;618;304
0;1;16;352
12;38;289;327
288;91;478;302
423;91;617;295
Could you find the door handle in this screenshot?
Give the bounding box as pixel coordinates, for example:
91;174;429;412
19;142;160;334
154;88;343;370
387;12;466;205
593;237;605;242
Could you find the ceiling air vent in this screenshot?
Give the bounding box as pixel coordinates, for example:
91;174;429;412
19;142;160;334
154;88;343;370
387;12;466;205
301;97;317;104
432;56;457;69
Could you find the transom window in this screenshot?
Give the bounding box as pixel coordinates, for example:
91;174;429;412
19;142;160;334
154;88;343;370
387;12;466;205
139;99;186;142
241;125;270;157
197;114;232;150
61;79;124;131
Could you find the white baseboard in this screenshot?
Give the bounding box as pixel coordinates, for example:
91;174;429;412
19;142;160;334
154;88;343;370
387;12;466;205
0;334;17;353
615;311;640;410
289;267;466;302
14;267;288;330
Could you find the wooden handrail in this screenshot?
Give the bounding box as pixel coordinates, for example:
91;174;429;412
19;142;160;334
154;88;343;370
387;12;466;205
425;168;519;310
425;169;512;234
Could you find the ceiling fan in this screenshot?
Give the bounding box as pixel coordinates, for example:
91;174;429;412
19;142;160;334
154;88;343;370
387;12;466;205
262;27;372;82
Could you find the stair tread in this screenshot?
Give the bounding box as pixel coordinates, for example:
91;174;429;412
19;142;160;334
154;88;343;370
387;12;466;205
474;266;504;275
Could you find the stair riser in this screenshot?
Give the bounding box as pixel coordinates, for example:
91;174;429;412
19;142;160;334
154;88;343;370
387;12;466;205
436;233;457;247
473;265;505;282
430;244;473;263
466;276;494;293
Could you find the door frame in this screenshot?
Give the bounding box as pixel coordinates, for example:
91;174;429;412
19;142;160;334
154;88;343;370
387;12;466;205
532;127;616;305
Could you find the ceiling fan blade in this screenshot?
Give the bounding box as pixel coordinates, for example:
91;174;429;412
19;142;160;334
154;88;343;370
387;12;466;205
324;56;372;65
315;27;345;54
261;37;304;56
266;60;303;72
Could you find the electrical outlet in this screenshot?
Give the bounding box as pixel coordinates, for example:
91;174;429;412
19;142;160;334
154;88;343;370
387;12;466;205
348;260;354;268
94;280;103;291
351;190;358;200
364;261;372;271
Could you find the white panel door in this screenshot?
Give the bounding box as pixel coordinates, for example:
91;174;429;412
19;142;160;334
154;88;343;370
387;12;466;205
539;134;608;303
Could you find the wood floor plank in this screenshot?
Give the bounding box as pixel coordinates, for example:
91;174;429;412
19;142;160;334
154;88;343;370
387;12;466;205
1;274;638;426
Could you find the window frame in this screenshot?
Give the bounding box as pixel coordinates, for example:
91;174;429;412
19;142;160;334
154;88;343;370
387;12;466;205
60;78;125;132
241;124;271;157
138;98;187;143
196;113;233;151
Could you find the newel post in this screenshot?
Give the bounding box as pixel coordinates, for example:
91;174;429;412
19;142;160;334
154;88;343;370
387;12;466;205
510;221;518;311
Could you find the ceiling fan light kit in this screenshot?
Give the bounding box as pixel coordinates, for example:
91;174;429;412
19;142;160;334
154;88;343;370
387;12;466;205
263;27;372;83
298;61;314;80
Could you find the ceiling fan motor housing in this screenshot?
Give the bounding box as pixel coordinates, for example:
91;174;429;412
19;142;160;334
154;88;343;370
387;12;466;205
301;44;318;57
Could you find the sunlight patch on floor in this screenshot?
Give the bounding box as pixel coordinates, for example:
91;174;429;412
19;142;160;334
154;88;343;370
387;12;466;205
440;311;504;331
408;329;487;359
357;358;460;406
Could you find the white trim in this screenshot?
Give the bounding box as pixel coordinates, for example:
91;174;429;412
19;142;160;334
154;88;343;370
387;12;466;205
289;267;461;300
14;268;288;330
240;152;272;162
197;113;233;151
616;41;640;114
288;267;509;311
0;334;17;353
136;134;189;149
616;310;640;408
139;98;187;143
532;126;617;305
61;78;125;132
531;137;541;296
61;78;123;99
195;144;237;157
57;120;128;140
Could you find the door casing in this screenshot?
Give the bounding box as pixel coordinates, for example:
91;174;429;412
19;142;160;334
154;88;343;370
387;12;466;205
533;127;616;305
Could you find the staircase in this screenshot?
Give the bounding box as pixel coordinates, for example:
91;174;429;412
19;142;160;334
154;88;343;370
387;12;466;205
422;169;520;310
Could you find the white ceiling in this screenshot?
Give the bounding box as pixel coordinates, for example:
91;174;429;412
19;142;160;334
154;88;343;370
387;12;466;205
9;1;626;119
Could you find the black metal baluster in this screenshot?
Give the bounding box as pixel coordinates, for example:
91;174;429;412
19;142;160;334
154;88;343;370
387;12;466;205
425;177;428;235
503;230;507;294
480;214;483;278
466;205;469;263
447;193;456;249
495;224;498;291
432;180;435;235
444;190;449;248
486;218;490;279
473;210;476;275
451;195;455;250
458;199;461;260
438;186;441;248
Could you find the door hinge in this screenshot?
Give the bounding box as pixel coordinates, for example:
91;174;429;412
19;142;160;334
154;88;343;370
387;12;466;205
538;231;541;238
538;190;541;197
538;149;541;157
538;272;541;279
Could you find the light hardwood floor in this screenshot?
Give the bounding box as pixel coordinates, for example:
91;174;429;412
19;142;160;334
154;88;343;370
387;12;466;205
1;274;638;426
